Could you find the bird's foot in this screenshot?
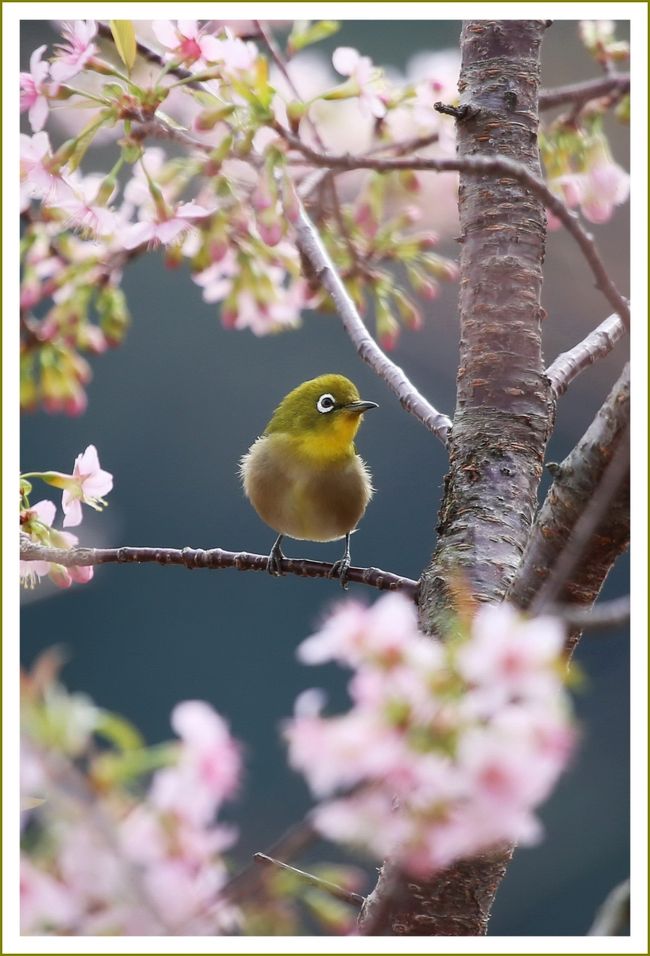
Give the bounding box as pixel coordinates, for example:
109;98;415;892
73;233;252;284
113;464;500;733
329;555;351;590
267;537;286;576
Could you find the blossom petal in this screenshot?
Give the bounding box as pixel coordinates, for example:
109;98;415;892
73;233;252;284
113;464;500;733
332;46;360;76
152;20;180;50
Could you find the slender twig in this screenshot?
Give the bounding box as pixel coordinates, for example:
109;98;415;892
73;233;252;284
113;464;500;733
293;201;453;444
530;424;630;614
274;126;630;332
131;117;211;154
256;20;361;272
539;74;630;111
546;595;630;632
255;20;297;100
587;879;630;935
19;538;419;598
546;313;627;397
222;820;316;904
253;853;365;906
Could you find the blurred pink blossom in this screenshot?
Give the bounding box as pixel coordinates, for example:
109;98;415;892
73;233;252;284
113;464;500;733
21;858;81;933
332;46;387;118
121;201;213;250
54;177;119;238
21;697;241;934
286;594;575;877
580;156;630;224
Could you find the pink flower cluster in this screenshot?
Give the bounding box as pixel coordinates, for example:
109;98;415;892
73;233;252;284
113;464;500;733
20;445;113;588
285;594;575;877
545;130;630;228
21;699;242;934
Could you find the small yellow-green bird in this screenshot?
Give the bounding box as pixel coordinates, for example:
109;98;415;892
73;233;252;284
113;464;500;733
240;374;377;587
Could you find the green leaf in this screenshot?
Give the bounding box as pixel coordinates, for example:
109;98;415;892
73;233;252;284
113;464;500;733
91;742;176;786
302;888;353;932
288;20;340;54
102;82;126;99
110;20;137;72
95;708;145;752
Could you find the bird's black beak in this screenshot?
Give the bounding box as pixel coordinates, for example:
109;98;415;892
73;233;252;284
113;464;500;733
344;400;379;413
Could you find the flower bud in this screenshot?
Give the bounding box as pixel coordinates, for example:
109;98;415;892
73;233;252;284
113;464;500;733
49;563;72;589
398;169;420;193
286;99;307;134
354;201;378;239
257;208;284;247
376;299;400;350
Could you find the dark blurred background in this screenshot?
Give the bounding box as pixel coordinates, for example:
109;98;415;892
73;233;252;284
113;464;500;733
20;20;630;935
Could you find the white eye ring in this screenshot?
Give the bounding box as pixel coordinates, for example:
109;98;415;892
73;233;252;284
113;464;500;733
317;393;336;414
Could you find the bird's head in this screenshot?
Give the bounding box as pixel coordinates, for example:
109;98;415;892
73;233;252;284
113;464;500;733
265;374;378;459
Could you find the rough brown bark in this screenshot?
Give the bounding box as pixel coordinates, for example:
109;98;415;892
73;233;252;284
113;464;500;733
361;20;553;936
418;19;553;637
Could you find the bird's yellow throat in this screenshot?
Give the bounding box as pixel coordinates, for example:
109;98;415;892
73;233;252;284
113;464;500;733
293;410;363;463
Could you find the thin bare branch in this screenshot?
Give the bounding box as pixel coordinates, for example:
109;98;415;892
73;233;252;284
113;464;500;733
293;201;453;444
222;820;316;904
256;21;362;276
546;313;627;397
275;126;630;332
132;118;211;154
253;853;365;906
19;538;419;599
588;879;630;935
547;595;630;632
539;74;630;111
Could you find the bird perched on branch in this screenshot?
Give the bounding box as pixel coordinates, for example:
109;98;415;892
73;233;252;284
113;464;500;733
240;374;377;588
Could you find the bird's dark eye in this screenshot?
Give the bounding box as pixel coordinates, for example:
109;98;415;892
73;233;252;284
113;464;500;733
317;393;336;414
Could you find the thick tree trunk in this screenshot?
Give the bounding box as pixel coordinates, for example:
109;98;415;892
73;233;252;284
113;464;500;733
361;20;553;936
419;19;552;636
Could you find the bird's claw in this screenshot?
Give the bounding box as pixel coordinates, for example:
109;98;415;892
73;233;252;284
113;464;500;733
267;546;285;577
329;556;351;590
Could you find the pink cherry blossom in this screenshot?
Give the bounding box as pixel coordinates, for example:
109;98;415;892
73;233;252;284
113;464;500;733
20;45;52;132
152;20;223;67
286;594;575;877
54;177;119;238
62;445;113;527
580;157;630;224
151;701;240;827
20;132;73;204
121;201;213;250
51;20;97;84
332;46;387;118
456;604;565;713
210;32;258;74
21;857;80;933
20;499;57;587
40;444;112;527
22;692;242;934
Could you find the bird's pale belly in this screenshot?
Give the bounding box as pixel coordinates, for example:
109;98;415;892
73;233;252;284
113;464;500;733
241;435;373;542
